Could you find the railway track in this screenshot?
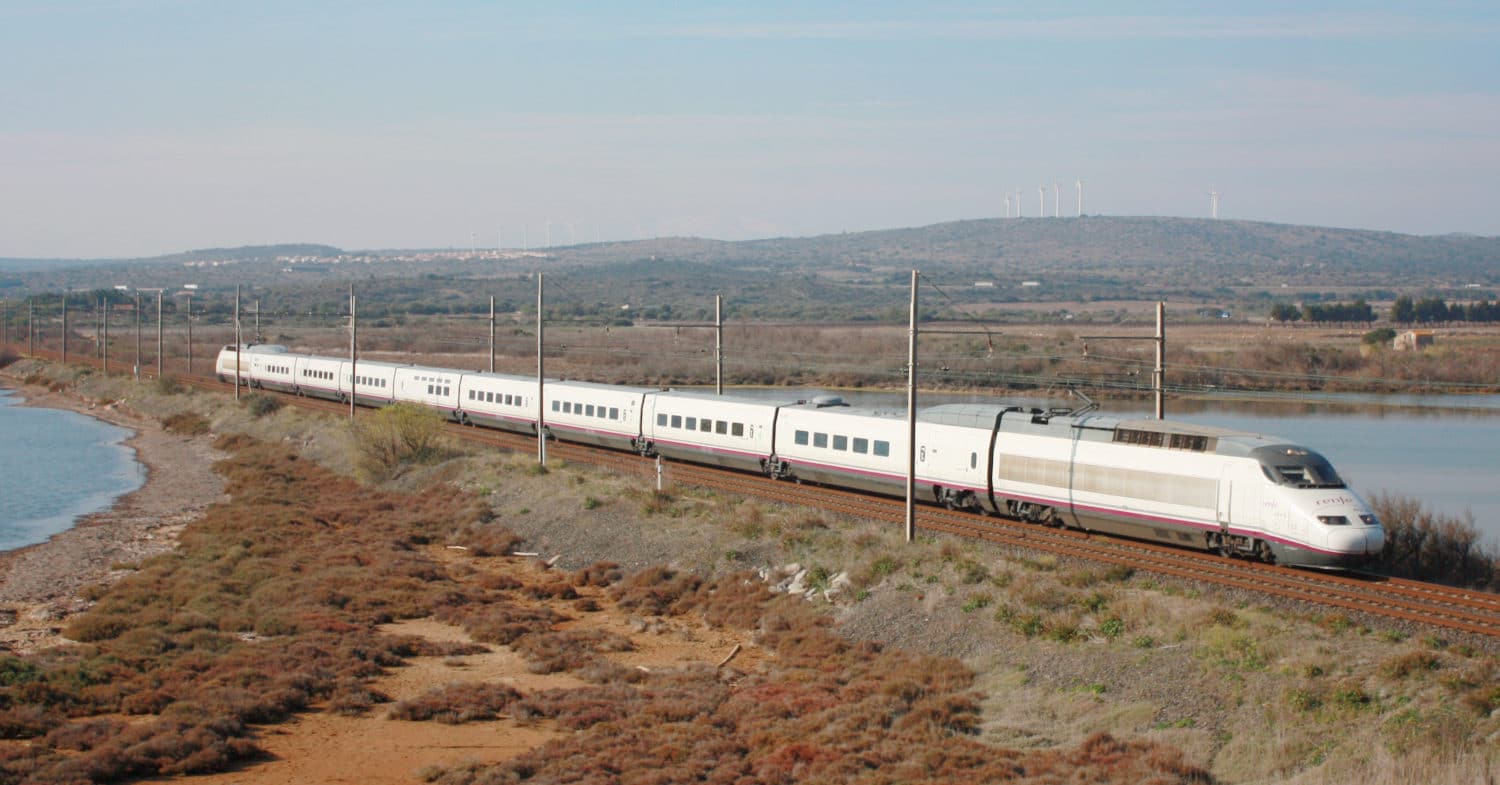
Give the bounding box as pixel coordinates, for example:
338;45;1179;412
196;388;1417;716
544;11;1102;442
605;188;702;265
14;349;1500;640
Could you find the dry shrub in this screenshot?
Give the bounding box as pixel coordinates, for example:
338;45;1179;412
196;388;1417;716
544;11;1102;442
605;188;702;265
162;411;210;436
572;561;624;588
425;581;1210;785
512;629;634;674
243;392;283;418
609;566;703;616
434;602;567;646
389;682;522;724
1371;491;1498;589
453;524;524;557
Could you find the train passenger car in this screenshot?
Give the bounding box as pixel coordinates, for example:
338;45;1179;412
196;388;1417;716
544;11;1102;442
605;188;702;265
458;372;541;433
768;402;910;497
345;360;401;407
640;390;784;472
216;344;286;384
392;365;464;418
248;349;297;393
544;380;653;451
770;401;1000;506
294;354;345;401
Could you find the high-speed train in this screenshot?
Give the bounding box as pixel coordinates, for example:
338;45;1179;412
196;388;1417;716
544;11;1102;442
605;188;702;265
218;344;1384;568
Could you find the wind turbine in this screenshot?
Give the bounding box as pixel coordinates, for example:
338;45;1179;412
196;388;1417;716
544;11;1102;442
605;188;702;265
1004;195;1011;218
1207;187;1220;219
1053;183;1060;217
1038;186;1045;218
1075;178;1085;217
1016;188;1023;217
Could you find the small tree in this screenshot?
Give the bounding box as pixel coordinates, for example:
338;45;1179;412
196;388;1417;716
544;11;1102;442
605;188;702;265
351;403;449;481
1390;295;1415;324
1269;303;1301;323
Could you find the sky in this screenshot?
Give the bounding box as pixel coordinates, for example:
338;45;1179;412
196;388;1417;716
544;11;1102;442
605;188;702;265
2;1;1498;258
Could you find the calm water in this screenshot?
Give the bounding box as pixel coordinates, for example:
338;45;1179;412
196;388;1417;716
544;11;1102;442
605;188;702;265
693;387;1500;547
0;388;144;551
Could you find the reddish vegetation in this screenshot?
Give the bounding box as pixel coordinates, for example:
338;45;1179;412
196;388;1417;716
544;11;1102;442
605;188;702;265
0;436;1213;784
428;576;1213;785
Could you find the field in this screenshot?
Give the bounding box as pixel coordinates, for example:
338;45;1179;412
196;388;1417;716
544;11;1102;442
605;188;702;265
11;306;1499;399
0;360;1496;783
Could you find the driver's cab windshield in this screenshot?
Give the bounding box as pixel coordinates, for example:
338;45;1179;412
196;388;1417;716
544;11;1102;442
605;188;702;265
1255;446;1346;489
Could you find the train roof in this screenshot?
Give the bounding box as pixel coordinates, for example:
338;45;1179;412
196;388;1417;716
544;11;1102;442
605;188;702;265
656;389;808;406
548;379;658;394
921;403;1306;458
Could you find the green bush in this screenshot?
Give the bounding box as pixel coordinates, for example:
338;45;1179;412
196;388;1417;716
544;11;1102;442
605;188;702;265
244;393;283;418
351;402;448;481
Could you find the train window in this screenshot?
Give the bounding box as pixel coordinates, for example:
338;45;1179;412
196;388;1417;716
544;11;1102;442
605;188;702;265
468;390;474;400
610;407;619;420
853;437;868;454
487;392;494;403
873;440;890;457
657;413;668;427
1114;428;1164;447
552;401;560;412
700;419;712;432
427;384;434;395
715;420;727;435
671;415;682;428
971;452;978;469
1169;434;1210;451
681;416;693;430
832;435;847;451
732;423;744;437
586;404;595;417
813;433;828;449
444;387;451;397
795;430;809;446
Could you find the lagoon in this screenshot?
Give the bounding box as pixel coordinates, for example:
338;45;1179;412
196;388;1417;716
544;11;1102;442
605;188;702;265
0;388;144;551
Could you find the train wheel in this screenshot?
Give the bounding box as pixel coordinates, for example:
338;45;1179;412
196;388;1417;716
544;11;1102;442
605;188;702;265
1255;541;1276;564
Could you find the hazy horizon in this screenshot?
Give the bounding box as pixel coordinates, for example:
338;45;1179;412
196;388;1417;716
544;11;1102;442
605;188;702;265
4;2;1497;258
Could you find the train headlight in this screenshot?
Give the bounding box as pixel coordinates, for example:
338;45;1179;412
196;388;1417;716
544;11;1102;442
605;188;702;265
1359;514;1380;527
1317;515;1351;526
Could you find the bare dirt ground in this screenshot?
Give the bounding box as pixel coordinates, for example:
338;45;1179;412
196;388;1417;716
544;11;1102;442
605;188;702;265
162;557;764;785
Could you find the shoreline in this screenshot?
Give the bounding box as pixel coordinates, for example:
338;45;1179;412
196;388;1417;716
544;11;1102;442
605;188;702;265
0;376;226;653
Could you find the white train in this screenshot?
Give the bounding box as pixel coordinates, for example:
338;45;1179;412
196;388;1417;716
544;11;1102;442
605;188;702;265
218;344;1385;568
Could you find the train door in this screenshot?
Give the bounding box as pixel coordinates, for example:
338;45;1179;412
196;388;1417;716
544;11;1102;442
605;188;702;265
1216;464;1233;534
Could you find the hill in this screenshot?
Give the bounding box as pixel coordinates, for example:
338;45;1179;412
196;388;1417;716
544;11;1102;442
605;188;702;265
4;220;1497;317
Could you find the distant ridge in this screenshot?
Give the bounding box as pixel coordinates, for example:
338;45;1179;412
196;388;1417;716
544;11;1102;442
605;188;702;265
4;218;1498;285
557;217;1500;280
0;243;345;273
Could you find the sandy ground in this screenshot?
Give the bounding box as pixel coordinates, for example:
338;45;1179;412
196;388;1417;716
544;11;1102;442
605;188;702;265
0;380;227;653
